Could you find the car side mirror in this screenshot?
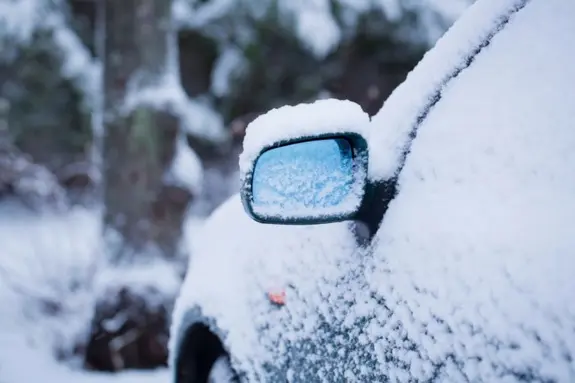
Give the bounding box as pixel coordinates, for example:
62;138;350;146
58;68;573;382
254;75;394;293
241;133;369;225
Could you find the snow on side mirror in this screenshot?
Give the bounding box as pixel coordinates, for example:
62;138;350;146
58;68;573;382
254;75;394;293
241;133;369;225
239;99;371;225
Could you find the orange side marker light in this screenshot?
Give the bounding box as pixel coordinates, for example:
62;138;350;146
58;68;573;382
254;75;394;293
267;289;286;306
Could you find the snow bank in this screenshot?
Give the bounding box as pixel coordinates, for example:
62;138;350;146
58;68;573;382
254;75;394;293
0;206;100;367
0;337;168;383
0;205;205;382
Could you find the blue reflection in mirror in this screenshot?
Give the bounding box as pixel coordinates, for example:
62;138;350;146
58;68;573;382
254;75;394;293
252;138;355;214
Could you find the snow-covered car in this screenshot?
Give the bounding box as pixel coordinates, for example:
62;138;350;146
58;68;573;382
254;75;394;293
169;193;358;382
170;0;575;381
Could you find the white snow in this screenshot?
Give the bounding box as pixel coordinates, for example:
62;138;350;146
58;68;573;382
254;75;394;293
163;133;204;196
0;203;194;382
0;327;169;381
170;193;358;379
279;0;341;59
250;136;367;220
50;16;101;106
173;0;236;30
365;0;575;380
6;0;575;381
207;356;237;383
94;258;182;312
0;0;102;177
279;0;472;57
239;98;370;180
123;72;227;143
0;343;169;383
211;45;247;97
251;194;360;220
0;0;100;107
173;0;575;381
0;0;47;47
0;206;100;365
174;0;470;62
174;0;341;59
368;0;526;181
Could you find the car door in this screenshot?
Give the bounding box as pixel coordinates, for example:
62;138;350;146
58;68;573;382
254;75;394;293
365;0;575;381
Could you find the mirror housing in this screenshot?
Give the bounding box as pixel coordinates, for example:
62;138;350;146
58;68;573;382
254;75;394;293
241;132;369;225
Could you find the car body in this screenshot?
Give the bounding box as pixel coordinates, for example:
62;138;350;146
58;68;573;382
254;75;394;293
170;0;575;381
169;193;358;382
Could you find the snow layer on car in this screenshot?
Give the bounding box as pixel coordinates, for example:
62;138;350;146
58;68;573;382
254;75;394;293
169;194;358;379
239;99;370;179
173;1;575;381
366;0;575;381
368;0;529;181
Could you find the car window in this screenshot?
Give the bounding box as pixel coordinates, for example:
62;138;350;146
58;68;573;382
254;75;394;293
367;0;575;381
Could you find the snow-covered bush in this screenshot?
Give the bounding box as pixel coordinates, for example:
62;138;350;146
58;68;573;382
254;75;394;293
0;206;100;365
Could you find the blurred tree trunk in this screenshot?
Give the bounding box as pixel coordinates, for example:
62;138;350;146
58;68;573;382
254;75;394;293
86;0;192;371
102;0;191;262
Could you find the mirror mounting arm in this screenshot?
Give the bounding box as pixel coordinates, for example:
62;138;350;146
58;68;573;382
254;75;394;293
354;178;398;241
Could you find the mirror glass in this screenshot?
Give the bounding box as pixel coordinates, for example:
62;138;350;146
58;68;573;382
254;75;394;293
251;138;360;217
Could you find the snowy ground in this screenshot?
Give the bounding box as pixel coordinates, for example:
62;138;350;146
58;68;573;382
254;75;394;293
0;348;169;383
0;203;204;382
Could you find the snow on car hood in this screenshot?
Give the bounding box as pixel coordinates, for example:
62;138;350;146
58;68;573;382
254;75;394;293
170;194;358;380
